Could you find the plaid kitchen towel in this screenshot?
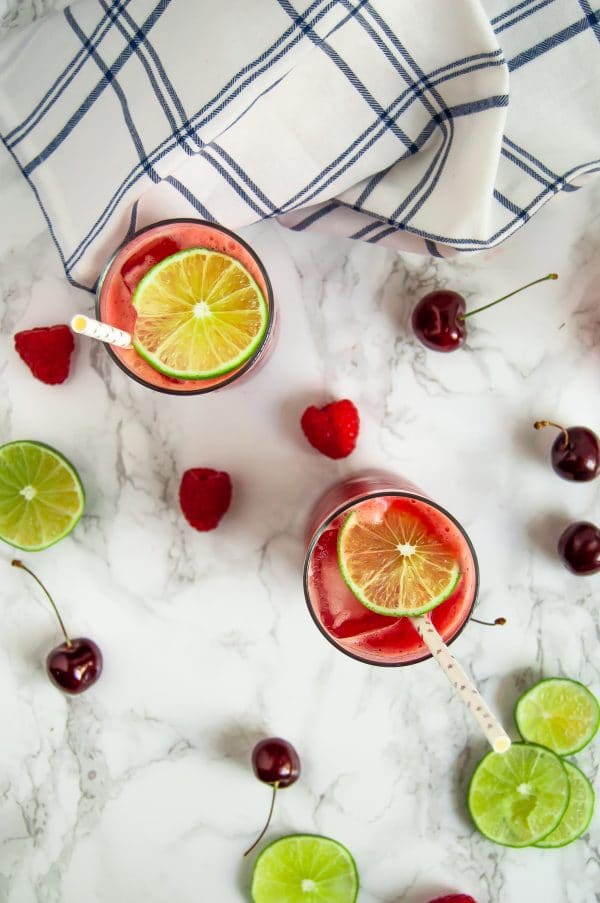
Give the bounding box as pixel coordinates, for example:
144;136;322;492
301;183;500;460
0;0;598;289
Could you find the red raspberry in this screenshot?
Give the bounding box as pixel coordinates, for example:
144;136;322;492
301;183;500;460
427;896;478;903
14;324;74;385
179;468;232;532
300;399;359;459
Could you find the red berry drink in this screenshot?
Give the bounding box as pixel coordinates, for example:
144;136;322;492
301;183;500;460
95;219;275;394
304;472;478;666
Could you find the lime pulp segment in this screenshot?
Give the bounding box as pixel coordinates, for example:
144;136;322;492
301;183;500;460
251;834;359;903
535;761;595;848
515;678;600;756
0;441;85;551
338;504;460;616
132;247;268;380
467;742;570;847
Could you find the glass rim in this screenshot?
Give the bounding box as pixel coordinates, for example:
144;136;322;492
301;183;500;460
302;487;480;668
94;218;275;396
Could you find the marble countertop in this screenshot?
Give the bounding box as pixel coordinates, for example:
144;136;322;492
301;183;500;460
1;5;600;903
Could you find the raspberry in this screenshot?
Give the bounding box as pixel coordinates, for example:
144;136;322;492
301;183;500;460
14;325;74;385
427;895;478;903
300;399;359;459
179;468;232;532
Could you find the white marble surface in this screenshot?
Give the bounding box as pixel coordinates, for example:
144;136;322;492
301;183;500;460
1;5;600;903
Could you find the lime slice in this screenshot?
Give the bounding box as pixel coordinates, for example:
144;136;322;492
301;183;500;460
0;441;85;551
535;761;595;848
515;678;600;755
337;499;460;616
132;247;268;379
467;742;570;847
250;834;359;903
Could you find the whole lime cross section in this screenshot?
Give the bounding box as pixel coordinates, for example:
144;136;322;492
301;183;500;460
0;440;85;551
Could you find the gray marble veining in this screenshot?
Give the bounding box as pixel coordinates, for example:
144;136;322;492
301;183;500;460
1;3;600;901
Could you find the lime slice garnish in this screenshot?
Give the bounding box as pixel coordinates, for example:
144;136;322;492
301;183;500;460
535;761;595;848
467;742;570;847
0;440;85;551
250;834;359;903
515;677;600;756
337;499;460;616
132;247;268;379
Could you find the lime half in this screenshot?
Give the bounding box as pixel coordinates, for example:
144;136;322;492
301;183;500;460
251;835;359;903
132;248;268;379
337;499;460;616
467;742;570;847
515;678;600;756
535;761;595;848
0;441;85;551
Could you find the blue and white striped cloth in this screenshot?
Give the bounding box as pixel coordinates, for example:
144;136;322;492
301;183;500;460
0;0;598;289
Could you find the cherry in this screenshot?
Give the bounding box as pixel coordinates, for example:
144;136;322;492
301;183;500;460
471;616;506;626
412;290;466;351
412;273;558;352
534;421;600;482
252;737;301;787
243;737;300;856
12;560;102;694
46;638;103;694
558;522;600;575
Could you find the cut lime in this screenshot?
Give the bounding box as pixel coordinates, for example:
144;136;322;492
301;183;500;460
337;499;460;616
515;678;600;756
535;761;595;848
0;440;85;551
250;834;359;903
467;742;570;847
132;247;268;379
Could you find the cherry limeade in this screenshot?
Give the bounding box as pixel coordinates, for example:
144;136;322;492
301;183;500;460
96;220;274;394
304;473;478;666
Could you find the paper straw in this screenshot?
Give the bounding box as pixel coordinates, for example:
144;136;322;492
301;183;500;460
71;315;132;348
413;615;511;754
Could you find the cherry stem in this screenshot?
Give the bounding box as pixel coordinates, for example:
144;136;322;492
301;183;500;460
11;559;72;646
471;616;507;627
534;420;569;448
459;273;558;321
243;782;279;858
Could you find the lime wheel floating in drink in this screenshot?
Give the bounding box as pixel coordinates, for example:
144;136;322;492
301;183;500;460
338;497;461;617
132;247;268;380
0;440;85;551
515;677;600;755
96;220;274;395
250;834;359;903
468;743;570;847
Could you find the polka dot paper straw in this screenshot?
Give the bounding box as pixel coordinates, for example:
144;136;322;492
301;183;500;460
413;615;511;754
71;314;132;348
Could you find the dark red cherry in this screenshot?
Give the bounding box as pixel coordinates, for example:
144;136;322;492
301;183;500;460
412;274;558;353
411;290;466;351
558;522;600;575
46;638;103;694
534;421;600;482
244;737;301;856
252;737;301;787
12;560;103;695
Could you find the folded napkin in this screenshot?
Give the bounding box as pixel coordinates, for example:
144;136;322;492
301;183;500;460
0;0;598;289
